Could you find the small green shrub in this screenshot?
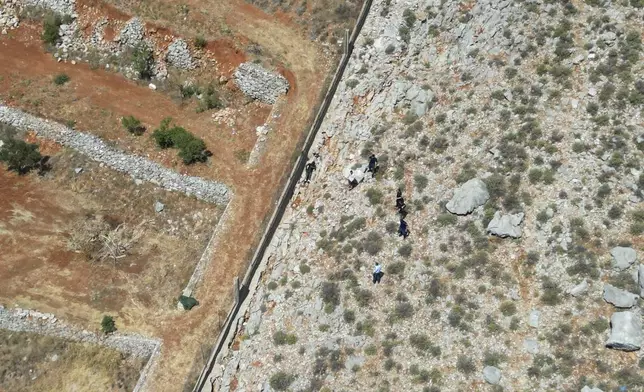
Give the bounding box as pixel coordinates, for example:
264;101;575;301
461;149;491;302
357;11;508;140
42;13;64;45
365;188;383;205
194;35;207;49
321;282;340;309
343;310;356;323
0;138;42;174
398;243;412;258
390;302;414;322
346;79;359;88
414;174;428;191
364;231;383;255
457;355;476;375
131;43;154;80
273;331;298;345
152;118;208;164
197;84;224;112
388;261;405;276
121;115;145;135
269;372;295;391
178;295;199;310
53;73;70;85
483;350;508;367
540;278;562;305
436;213;457;226
499;301;517;316
101;315;116;334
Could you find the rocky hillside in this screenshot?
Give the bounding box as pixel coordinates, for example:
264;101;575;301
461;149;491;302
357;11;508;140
209;0;644;391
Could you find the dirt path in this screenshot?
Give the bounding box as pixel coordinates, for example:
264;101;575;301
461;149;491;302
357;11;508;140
0;2;332;388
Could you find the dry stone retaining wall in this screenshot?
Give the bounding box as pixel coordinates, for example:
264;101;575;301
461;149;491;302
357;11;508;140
0;104;231;205
0;305;159;358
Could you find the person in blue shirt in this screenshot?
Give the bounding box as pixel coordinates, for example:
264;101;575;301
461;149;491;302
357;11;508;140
373;262;383;284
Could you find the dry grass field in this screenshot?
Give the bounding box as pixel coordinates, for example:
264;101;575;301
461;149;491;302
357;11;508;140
0;329;146;392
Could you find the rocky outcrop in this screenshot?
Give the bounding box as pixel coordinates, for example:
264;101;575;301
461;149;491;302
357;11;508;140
610;247;637;271
603;284;638;308
0;105;231;205
606;311;641;351
234;62;289;104
487;211;524;238
445;178;489;215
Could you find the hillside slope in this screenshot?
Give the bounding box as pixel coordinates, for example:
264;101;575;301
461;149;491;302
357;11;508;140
208;0;643;390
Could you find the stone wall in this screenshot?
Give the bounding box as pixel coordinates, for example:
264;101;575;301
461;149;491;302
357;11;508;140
0;104;231;205
0;305;159;358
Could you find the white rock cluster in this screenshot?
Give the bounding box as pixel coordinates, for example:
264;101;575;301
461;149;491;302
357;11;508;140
22;0;75;15
118;17;145;47
0;0;20;33
166;38;195;70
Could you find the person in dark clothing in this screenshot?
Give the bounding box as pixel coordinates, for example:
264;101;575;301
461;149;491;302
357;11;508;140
396;188;405;209
366;154;378;177
348;170;359;189
398;202;408;220
398;218;409;239
372;262;383;284
304;161;316;183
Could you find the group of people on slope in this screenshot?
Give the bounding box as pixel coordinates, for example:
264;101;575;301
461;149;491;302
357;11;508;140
303;153;411;286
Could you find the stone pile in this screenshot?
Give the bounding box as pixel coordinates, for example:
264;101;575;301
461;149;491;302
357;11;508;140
118;17;145;47
0;105;231;205
234;62;289;104
0;0;20;33
166;38;194;69
22;0;75;15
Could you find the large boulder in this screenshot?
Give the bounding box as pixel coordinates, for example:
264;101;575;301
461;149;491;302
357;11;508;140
603;284;638;308
610;247;637;271
445;178;489;215
487;211;524;238
605;311;642;351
